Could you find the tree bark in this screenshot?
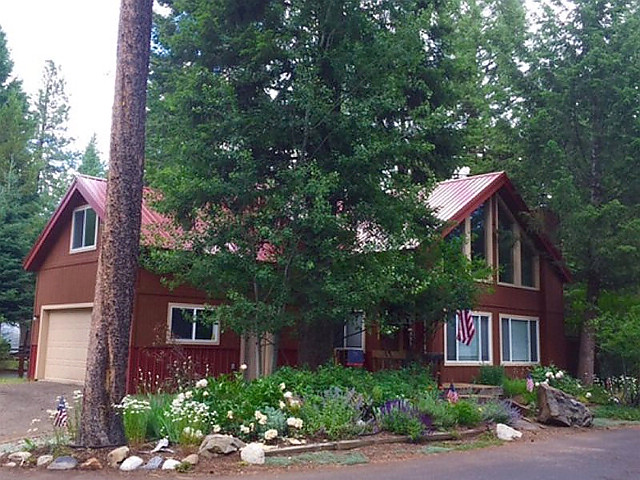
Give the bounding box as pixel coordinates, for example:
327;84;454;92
79;0;153;447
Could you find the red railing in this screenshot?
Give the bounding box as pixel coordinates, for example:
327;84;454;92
128;345;240;393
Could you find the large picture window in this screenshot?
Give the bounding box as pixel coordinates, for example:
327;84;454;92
70;205;98;252
497;199;539;288
169;304;219;344
446;201;492;266
501;316;539;364
445;312;491;364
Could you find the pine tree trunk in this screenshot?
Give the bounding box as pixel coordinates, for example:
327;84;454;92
577;274;599;386
79;0;153;447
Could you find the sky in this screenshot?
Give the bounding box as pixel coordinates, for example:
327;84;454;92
1;1;127;159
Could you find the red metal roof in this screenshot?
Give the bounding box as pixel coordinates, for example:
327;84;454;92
24;172;571;281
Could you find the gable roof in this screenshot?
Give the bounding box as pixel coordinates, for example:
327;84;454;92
428;171;571;282
24;172;571;281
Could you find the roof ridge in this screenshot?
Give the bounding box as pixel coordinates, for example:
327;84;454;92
437;171;504;185
75;173;107;182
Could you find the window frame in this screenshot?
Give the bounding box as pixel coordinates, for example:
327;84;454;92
496;198;540;290
167;303;220;345
69;205;99;253
499;314;540;365
444;310;493;366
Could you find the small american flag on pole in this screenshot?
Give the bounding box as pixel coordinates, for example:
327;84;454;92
526;373;535;393
456;309;475;346
53;396;68;428
446;383;459;404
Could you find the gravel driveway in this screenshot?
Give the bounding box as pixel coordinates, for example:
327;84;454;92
0;380;78;444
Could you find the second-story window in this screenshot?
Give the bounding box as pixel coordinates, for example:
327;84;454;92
71;205;98;252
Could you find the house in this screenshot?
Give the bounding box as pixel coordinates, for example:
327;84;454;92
24;171;570;390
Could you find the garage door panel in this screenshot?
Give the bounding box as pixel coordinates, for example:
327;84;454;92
43;309;91;384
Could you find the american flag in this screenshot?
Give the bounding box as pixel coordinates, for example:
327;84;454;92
446;383;459;404
526;374;534;393
456;309;475;346
53;396;68;428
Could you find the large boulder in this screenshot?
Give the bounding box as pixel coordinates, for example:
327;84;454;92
240;443;265;465
537;383;593;427
199;434;246;458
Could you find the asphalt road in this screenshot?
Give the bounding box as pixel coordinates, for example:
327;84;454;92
2;425;639;479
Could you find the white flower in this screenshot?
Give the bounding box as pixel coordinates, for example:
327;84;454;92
240;425;250;434
545;371;554;379
535;382;540;387
249;422;255;431
195;379;208;389
542;379;549;385
227;410;234;419
283;391;293;399
279;400;286;410
254;410;268;425
555;371;564;379
585;392;592;399
279;382;286;391
203;391;209;397
184;390;194;399
264;429;278;441
240;364;248;371
213;424;221;433
286;417;303;429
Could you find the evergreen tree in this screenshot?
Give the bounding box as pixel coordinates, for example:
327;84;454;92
146;0;485;369
0;26;38;330
78;134;105;177
33;60;78;210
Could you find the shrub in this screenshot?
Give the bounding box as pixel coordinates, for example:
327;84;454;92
450;400;482;427
479;400;521;426
502;378;536;406
476;366;505;386
531;365;581;395
593;405;640;421
300;388;367;440
0;337;10;361
378;399;431;441
415;391;456;430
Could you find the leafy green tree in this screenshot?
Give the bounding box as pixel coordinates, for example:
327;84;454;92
33;60;78;210
478;0;640;383
146;0;484;370
78;134;105;177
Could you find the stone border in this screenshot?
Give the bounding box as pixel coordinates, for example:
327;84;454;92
265;428;486;457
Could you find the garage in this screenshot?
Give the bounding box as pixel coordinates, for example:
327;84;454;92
39;307;92;384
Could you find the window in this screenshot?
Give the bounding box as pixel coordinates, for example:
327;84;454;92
445;312;491;363
497;199;539;288
342;312;365;350
446;201;492;265
70;205;98;252
168;304;219;344
501;316;539;364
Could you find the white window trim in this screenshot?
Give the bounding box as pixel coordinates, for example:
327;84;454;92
167;303;220;345
499;314;540;366
69;205;99;253
444;310;493;366
342;312;366;352
496;198;540;290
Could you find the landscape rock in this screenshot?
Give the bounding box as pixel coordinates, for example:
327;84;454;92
107;446;130;468
47;456;78;470
161;458;181;470
240;443;265;465
181;453;199;465
36;455;54;467
199;434;246;457
141;456;164;470
8;451;32;465
3;462;17;468
496;423;523;441
120;455;144;471
537;383;593;427
79;458;103;470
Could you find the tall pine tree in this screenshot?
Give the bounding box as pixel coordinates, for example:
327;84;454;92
78;134;105;177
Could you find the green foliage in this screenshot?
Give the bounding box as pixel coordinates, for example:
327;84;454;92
476;366;505;386
114;395;151;445
144;0;485;364
77;134;105;177
415;391;457;430
531;365;582;396
0;336;10;361
593;405;640;422
450;400;482;427
378;399;429;441
478;400;520;426
501;378;536;406
300;388;367;440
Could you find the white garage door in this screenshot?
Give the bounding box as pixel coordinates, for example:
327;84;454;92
43;309;92;384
